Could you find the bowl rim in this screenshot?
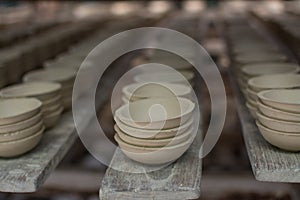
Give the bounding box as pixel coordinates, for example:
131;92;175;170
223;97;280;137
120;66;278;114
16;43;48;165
257;111;300;126
115;97;195;124
0;82;61;99
114;133;193;151
257;100;300;117
122;82;192;100
256;120;300;136
258;89;300;106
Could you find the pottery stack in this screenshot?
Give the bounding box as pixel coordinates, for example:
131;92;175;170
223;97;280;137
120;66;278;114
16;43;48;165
256;89;300;152
114;96;196;165
23;68;76;110
0;82;63;129
0;98;44;157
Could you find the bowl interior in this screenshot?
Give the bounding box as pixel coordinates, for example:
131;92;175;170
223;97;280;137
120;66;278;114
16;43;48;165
116;98;194;124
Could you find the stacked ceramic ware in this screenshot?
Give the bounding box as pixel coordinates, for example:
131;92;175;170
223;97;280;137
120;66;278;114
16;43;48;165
256;89;300;151
0;82;63;129
23;68;76;109
0;98;44;157
240;63;299;118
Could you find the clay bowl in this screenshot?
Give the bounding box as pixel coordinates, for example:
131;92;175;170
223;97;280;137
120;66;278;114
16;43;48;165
241;63;299;78
114;116;193;139
23;68;76;85
257;112;300;133
42;95;62;108
256;121;300;152
0;98;42;126
246;103;257;119
0;82;61;101
115;98;195;130
258;101;300;122
235;52;287;65
246;96;258;108
0;120;44;142
122;82;192;101
42;103;62;116
246;88;258;102
115;125;193;147
0;127;44;157
114;134;193;165
258;89;300;113
44;106;64;129
248;74;300;93
134;71;194;85
0;112;42;134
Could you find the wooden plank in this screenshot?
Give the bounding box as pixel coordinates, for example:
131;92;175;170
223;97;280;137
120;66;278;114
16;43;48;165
229;72;300;183
100;130;202;200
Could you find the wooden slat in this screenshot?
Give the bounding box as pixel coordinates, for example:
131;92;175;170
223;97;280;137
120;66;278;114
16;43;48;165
229;72;300;183
100;130;202;200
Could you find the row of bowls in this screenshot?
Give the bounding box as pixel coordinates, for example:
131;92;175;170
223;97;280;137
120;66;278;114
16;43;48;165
227;19;300;152
0;98;44;157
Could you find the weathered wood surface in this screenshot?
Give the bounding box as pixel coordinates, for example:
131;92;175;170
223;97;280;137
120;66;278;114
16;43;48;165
229;72;300;183
100;129;202;200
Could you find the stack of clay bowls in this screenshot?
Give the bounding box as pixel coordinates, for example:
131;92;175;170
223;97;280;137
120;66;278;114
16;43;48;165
0;82;63;129
247;74;300;119
23;68;76;110
114;96;195;165
0;98;44;157
256;89;300;152
122;82;192;104
238;63;300;115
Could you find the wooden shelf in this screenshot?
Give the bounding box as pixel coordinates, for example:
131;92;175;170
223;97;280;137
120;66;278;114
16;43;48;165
229;72;300;183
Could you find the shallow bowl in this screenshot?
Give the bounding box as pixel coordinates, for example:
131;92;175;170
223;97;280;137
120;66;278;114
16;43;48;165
122;82;192;101
0;82;61;101
114;116;193;139
115;125;193;147
44;106;64;129
258;89;300;113
115;134;192;165
115;97;195;130
256;121;300;152
0;98;42;126
248;74;300;93
0;128;44;157
257;112;300;133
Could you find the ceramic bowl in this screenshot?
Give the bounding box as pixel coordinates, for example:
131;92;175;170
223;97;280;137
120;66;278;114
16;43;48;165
115;125;193;147
0;120;44;142
115;134;192;165
134;71;194;84
258;101;300;122
23;68;76;85
44;106;63;129
256;121;300;152
115;98;195;130
122;82;192;101
246;103;257;119
0;82;61;101
114;116;194;139
42;95;62;108
246;88;258;102
241;63;299;77
42;103;62;116
0;98;42;126
235;52;287;65
257;112;300;133
248;74;300;93
258;89;300;113
0;127;44;157
0;112;42;134
246;96;258;108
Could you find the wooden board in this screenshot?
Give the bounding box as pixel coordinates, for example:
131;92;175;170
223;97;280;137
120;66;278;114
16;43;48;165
229;72;300;183
100;130;202;200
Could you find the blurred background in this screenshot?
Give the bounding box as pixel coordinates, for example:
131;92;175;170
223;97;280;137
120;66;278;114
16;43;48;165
0;0;300;200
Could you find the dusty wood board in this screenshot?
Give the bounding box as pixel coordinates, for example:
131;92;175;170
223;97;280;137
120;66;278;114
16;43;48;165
100;130;202;200
0;110;79;193
230;73;300;183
